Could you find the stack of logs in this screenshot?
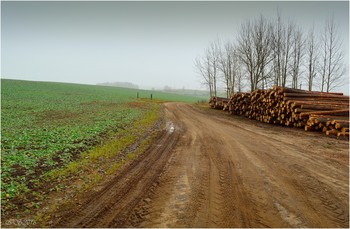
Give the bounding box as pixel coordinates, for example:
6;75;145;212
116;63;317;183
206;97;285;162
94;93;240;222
209;96;230;110
224;92;251;115
221;86;349;138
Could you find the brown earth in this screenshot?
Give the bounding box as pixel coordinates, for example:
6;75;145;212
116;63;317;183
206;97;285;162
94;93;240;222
50;102;349;228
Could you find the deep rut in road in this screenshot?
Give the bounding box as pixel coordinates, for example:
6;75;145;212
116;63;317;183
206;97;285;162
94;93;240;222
52;103;349;228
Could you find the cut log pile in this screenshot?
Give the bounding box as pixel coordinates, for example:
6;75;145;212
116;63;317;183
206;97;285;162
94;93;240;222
214;86;349;138
225;92;251;114
306;115;349;137
209;96;230;110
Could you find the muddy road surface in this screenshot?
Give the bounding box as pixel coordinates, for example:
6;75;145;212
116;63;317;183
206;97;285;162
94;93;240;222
52;103;349;228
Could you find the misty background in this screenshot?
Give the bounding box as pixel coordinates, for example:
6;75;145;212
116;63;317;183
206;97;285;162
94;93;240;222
1;1;349;93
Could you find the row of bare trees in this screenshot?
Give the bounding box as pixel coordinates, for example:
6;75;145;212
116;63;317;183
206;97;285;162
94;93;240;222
194;39;244;98
195;12;346;97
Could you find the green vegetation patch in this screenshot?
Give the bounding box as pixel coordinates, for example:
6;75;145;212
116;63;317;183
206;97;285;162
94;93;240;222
0;79;168;217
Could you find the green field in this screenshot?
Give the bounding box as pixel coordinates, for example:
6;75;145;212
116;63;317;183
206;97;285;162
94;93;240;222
1;79;206;216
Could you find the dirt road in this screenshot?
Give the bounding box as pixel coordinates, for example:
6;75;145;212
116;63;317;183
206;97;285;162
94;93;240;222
52;103;349;228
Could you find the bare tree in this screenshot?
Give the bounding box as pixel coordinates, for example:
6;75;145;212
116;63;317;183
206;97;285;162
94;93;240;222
194;41;221;98
208;41;220;97
271;11;295;87
237;20;255;92
218;39;242;97
271;10;283;86
234;56;245;92
305;25;318;91
253;15;273;90
232;47;244;92
281;20;294;87
194;49;215;97
321;16;346;92
291;27;304;89
237;15;272;92
194;51;213;97
218;39;231;97
319;20;328;92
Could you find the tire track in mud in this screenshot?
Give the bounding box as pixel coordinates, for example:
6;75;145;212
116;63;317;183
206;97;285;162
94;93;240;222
52;109;180;227
126;104;275;228
128;123;211;227
221;126;348;228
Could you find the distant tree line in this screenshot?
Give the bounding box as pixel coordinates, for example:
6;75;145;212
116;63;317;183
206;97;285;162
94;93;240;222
97;82;139;89
195;11;347;97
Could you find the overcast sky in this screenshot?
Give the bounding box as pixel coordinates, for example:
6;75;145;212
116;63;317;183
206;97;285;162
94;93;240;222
1;1;349;92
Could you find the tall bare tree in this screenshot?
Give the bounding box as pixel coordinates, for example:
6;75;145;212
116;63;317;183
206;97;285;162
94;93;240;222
218;39;241;97
319;20;328;92
234;57;245;92
291;27;304;89
208;41;220;97
237;15;272;92
305;25;318;91
271;10;283;86
232;48;244;92
319;16;346;92
253;15;273;89
218;39;231;97
194;51;214;97
271;11;295;87
237;20;255;92
194;41;221;97
281;20;294;87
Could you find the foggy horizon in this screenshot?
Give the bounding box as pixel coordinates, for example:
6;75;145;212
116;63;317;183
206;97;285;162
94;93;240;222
2;1;349;93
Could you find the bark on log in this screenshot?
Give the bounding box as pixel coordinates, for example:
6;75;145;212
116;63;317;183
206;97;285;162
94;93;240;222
326;129;339;136
335;121;349;129
283;92;349;99
337;132;349;137
300;109;349;118
300;104;349;110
